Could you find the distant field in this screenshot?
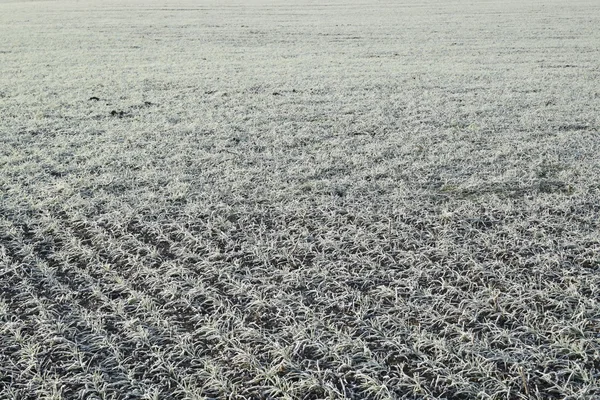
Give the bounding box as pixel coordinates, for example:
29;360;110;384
1;0;599;399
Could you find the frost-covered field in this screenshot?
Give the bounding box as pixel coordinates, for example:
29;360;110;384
1;0;599;399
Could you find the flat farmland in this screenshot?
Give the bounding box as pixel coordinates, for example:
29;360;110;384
1;0;599;399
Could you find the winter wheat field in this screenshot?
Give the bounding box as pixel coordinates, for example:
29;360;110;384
1;0;600;399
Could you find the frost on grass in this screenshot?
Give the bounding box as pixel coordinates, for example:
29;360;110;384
1;0;600;399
